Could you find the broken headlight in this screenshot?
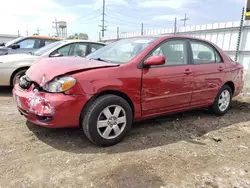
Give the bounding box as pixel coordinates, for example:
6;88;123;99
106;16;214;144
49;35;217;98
43;76;76;93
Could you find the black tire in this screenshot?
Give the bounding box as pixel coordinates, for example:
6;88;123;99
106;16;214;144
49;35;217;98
81;94;133;147
11;69;27;86
211;85;232;116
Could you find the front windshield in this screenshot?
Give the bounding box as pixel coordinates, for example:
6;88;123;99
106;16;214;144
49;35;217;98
86;37;158;64
33;41;65;56
5;37;24;47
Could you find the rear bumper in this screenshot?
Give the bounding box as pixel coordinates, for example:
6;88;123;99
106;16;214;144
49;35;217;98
12;84;91;128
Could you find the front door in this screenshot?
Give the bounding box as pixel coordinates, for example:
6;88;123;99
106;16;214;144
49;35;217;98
141;39;194;116
188;39;226;106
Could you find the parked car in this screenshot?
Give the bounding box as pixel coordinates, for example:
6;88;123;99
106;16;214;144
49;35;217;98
0;35;62;56
12;35;244;147
0;40;105;86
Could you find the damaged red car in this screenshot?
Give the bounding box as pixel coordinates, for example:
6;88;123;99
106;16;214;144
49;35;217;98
12;36;244;146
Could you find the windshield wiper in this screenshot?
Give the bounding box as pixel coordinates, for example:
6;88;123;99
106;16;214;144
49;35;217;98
90;58;110;62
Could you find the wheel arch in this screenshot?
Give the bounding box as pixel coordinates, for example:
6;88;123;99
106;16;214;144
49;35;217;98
222;81;235;95
79;89;135;126
10;66;29;86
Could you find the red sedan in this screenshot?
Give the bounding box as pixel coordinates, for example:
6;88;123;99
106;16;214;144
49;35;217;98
12;35;244;146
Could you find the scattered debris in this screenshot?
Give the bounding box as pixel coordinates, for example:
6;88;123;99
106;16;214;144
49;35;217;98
213;137;222;142
239;145;249;149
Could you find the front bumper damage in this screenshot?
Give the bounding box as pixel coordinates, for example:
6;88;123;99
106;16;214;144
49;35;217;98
12;83;90;128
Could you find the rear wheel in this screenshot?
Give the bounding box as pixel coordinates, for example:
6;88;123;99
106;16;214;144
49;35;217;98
81;95;133;147
11;69;27;86
210;85;232;116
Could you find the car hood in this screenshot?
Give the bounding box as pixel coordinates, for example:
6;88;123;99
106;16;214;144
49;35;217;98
0;46;9;56
26;56;119;86
0;53;40;63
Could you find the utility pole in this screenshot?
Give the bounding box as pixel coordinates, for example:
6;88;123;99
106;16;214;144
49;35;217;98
180;14;189;27
141;23;144;35
26;28;29;36
117;27;119;39
174;17;177;35
17;30;20;37
53;18;59;37
99;32;101;41
235;7;245;62
36;27;41;35
99;0;107;37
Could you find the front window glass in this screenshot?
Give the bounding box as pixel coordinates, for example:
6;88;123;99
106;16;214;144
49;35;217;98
5;37;24;47
33;41;65;56
149;40;187;66
86;37;158;64
16;39;38;49
56;44;74;56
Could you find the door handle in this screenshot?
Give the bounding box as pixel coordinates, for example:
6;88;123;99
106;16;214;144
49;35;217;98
218;66;224;71
184;69;192;75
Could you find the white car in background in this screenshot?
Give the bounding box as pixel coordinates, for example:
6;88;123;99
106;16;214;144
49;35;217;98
0;40;105;86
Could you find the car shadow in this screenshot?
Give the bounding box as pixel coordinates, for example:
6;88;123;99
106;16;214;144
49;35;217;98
0;86;12;97
26;99;250;154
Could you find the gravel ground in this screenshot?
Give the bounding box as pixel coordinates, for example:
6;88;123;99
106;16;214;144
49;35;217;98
1;87;250;188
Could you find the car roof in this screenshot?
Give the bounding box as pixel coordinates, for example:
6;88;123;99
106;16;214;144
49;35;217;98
121;35;217;47
129;34;215;43
63;39;106;45
26;35;62;40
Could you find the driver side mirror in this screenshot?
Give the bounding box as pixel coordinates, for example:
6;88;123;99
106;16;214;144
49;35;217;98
50;53;63;57
144;55;166;67
10;44;20;49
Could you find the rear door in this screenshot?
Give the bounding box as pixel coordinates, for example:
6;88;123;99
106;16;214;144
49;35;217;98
188;39;226;106
141;39;194;116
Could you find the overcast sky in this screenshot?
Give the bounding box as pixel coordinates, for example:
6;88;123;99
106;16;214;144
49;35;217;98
0;0;246;40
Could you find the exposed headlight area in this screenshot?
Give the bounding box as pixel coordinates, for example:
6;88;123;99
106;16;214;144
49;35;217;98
42;76;76;93
19;75;32;89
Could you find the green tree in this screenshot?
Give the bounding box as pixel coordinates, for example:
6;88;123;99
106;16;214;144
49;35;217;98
67;33;88;40
78;33;88;39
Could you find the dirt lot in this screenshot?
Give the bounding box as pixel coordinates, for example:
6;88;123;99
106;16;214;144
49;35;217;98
1;87;250;188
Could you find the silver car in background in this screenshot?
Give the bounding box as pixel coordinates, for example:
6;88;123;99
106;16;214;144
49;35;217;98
0;40;105;86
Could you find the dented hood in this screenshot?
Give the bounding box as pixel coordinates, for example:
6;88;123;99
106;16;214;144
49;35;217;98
26;56;118;86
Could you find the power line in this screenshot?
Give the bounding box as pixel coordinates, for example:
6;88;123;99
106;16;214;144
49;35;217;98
80;19;101;24
106;7;174;25
106;15;140;25
106;22;141;28
80;15;102;22
80;8;102;19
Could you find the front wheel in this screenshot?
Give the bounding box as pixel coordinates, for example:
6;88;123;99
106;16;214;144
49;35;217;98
12;69;27;86
211;85;232;116
81;95;133;147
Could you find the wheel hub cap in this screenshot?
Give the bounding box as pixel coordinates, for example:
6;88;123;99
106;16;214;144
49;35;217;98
97;105;127;140
218;90;230;112
108;117;117;127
